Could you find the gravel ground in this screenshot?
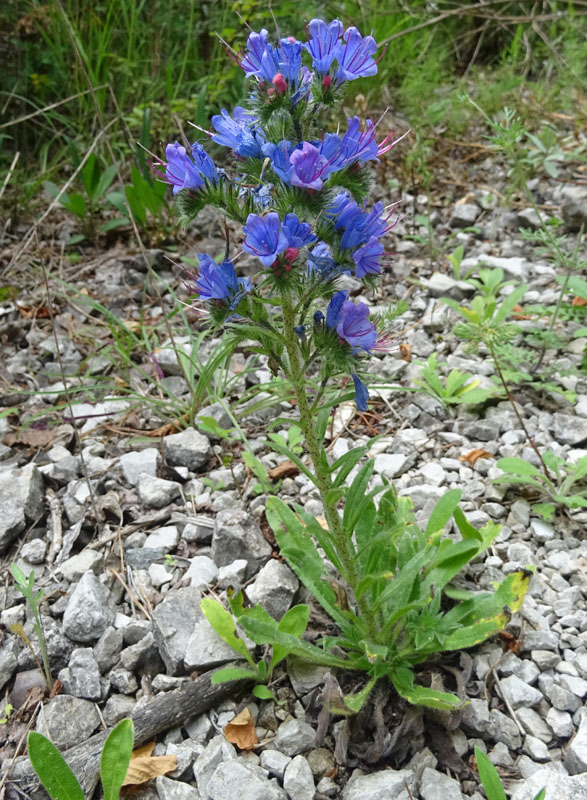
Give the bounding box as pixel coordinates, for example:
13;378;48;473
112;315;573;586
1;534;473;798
1;154;587;800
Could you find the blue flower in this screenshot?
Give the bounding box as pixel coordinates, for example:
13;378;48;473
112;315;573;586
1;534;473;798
353;236;384;278
262;140;294;183
289;142;330;190
304;19;343;74
340;201;386;250
335;27;378;82
282;213;317;248
325;290;348;329
307;242;335;276
211;107;265;158
277;38;303;83
191;143;218;182
352;373;369;411
242;212;289;267
195;255;251;310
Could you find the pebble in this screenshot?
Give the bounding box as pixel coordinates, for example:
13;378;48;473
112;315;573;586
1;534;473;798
420;767;464;800
273;719;316;756
260;749;291;780
0;463;44;553
162;427;211;471
62;573;116;643
137;474;182;508
58;647;102;700
184;556;219;590
566;708;587;773
342;768;416;800
36;695;101;749
206;758;287;800
511;769;587;800
211;509;272;578
497;675;543;709
59;550;104;581
246;559;299;620
119;448;160;485
283;755;315;800
156;776;201;800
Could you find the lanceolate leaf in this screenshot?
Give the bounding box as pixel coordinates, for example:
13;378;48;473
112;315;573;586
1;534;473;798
28;732;84;800
200;598;255;666
475;746;507;800
389;667;462;711
101;719;134;800
424;489;462;537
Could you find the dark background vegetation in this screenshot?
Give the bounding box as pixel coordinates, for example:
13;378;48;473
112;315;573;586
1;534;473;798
0;0;585;223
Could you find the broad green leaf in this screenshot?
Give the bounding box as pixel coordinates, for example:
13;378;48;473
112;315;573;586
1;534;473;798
496;457;544;478
330;447;368;487
532;789;546;800
342;460;376;536
28;732;84;800
100;719;134;800
443;571;529;629
211;667;260;683
571;455;587;482
200;598;254;666
270;604;310;670
65;193;87;219
389;667;462;711
371;549;430;613
252;685;280;702
422;540;480;593
94;163;119;202
240;616;349;669
452;506;483;543
442;616;510;651
266;498;347;627
424;489;462;537
315;407;331;444
475;746;507;800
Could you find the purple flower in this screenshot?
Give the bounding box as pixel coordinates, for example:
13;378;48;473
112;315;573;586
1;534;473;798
307;242;335;276
352;374;369;411
211;107;265;158
282;213;317;247
262;140;294;183
239;29;271;76
290;142;330;190
353;236;384;278
191;143;218;182
335;27;378;82
304;19;343;74
161;142;207;195
242;212;289;267
327;116;378;170
195;255;251;310
326;291;377;352
340;201;387;249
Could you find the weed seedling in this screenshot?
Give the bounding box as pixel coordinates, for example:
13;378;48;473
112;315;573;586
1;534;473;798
10;564;52;690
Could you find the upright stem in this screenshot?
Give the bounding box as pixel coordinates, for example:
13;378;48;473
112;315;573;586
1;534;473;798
489;342;551;480
280;291;376;637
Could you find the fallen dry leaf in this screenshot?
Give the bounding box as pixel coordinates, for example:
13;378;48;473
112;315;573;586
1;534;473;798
268;459;300;480
572;296;587;307
459;448;494;467
122;744;177;786
512;304;532;320
399;342;411;362
224;707;258;750
3;424;74;449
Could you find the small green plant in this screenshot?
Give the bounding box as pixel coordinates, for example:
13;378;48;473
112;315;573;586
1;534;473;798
106;165;169;233
268;425;304;456
495;453;587;521
413;353;495;412
205;486;528;712
43;151;119;240
0;703;14;724
28;718;134;800
242;451;279;496
10;564;52;690
475;746;546;800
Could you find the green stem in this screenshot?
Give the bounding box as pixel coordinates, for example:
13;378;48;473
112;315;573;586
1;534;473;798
280;291;376;638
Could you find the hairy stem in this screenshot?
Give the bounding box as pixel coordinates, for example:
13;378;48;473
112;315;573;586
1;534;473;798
281;291;376;637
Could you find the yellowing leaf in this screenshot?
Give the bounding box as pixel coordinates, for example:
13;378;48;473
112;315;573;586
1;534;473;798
122;752;177;786
224;707;258;750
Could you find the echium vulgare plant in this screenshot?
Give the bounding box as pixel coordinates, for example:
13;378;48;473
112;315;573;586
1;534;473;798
155;20;529;712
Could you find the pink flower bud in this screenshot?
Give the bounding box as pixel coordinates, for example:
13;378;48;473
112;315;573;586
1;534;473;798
272;73;287;93
284;247;299;264
322;75;333;90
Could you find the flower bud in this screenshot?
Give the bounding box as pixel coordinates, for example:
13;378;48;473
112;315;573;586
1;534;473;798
322;75;333;90
272;72;287;93
284;247;299;264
